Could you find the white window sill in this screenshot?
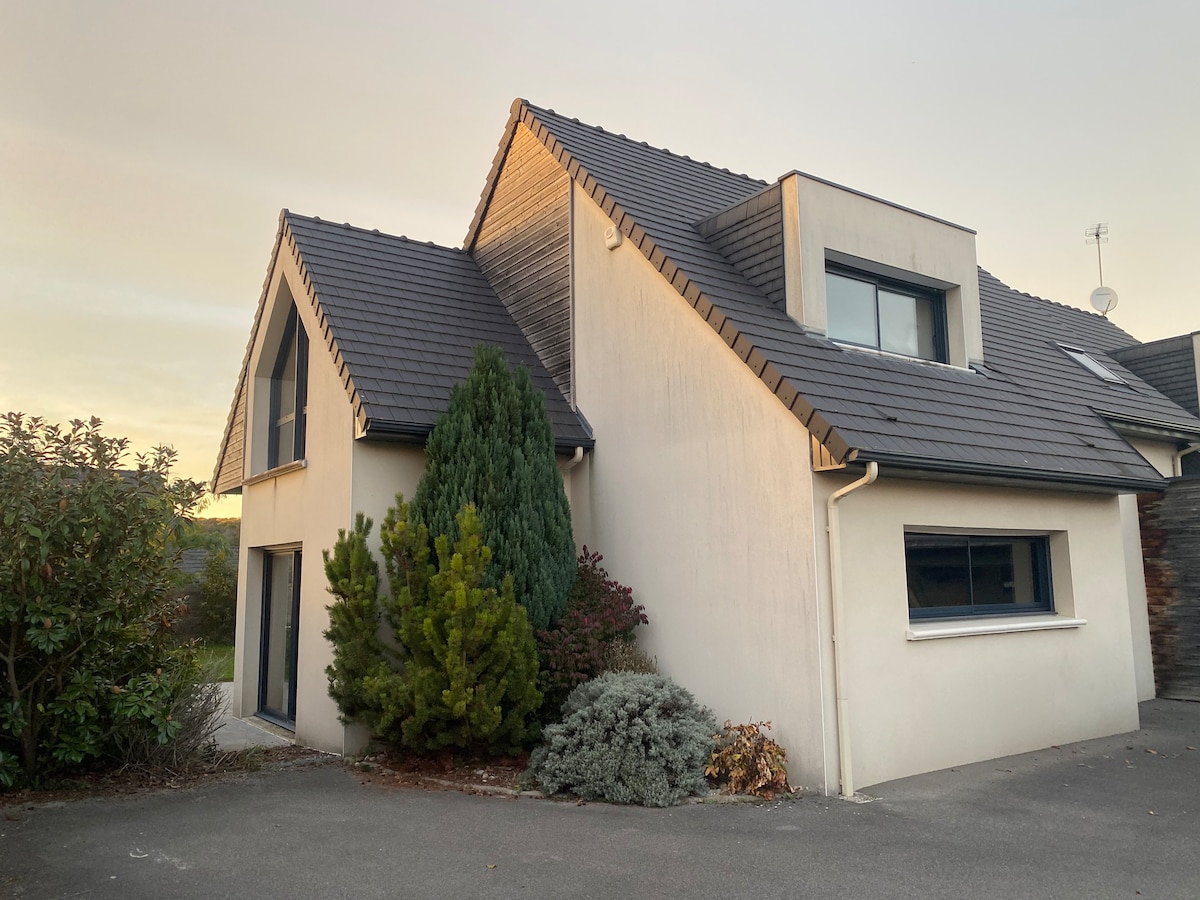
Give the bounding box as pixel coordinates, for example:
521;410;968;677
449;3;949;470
906;615;1087;641
243;459;307;487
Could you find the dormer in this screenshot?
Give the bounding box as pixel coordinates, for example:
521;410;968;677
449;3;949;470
779;171;983;368
699;173;984;370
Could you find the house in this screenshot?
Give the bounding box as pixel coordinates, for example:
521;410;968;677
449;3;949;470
213;99;1200;795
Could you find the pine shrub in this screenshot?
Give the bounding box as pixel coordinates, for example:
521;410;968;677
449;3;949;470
378;500;541;754
411;344;575;630
536;548;648;716
526;672;715;807
323;514;397;727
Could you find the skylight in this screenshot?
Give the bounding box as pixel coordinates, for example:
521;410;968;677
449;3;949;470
1059;345;1125;384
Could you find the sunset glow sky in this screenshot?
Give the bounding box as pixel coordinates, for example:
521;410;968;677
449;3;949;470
3;1;1197;517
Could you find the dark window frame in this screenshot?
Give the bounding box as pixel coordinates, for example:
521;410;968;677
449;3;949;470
259;549;301;728
825;263;948;363
267;307;309;468
905;532;1054;620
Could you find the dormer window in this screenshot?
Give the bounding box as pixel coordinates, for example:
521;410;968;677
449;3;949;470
825;265;947;363
269;307;309;467
1059;345;1125;384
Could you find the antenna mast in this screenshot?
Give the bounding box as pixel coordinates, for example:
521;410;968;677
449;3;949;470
1085;223;1108;286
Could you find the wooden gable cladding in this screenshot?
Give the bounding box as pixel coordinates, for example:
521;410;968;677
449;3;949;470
212;372;247;493
696;184;786;310
470;123;573;399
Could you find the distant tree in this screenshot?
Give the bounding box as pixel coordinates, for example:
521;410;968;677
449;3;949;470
196;542;237;643
411;344;575;630
0;414;207;786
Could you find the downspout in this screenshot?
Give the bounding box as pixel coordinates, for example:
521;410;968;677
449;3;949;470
826;461;879;799
1172;443;1200;478
562;446;585;472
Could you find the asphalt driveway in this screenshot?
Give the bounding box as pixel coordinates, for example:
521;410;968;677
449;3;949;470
2;700;1197;899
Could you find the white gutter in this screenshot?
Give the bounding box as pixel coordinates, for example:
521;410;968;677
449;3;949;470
562;446;585;472
826;461;879;799
1172;444;1200;478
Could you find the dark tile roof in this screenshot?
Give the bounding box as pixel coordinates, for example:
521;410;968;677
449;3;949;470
502;100;1200;491
284;213;591;449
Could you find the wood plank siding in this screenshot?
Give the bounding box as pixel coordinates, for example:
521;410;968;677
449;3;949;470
212;372;247;494
695;183;785;310
470;124;573;399
1139;479;1200;701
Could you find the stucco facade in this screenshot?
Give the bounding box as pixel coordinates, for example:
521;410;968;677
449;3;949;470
231;249;425;755
569;180;1160;792
216;99;1200;797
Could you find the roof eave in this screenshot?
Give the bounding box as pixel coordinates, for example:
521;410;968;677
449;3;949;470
360;419;595;456
847;449;1167;494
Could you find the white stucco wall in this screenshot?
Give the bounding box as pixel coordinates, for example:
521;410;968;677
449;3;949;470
233;248;425;756
818;476;1140;788
570;183;830;789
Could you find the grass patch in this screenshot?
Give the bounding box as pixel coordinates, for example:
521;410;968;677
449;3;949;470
198;643;235;682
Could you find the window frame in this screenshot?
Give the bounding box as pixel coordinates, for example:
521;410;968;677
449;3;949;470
1058;344;1126;384
904;532;1054;621
267;307;309;469
825;263;948;363
259;548;301;728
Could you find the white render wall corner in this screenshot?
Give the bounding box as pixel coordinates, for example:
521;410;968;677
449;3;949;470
235;246;355;756
818;477;1140;788
570;182;829;790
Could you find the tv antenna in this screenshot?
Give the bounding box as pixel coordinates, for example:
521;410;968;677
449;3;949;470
1085;223;1118;316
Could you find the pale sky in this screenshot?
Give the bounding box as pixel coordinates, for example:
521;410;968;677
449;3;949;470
2;1;1197;517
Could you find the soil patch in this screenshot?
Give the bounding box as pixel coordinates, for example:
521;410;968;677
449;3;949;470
351;749;530;796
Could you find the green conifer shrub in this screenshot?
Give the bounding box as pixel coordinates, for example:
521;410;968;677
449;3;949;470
323;514;398;727
410;344;575;630
525;672;716;807
535;548;648;716
376;500;541;754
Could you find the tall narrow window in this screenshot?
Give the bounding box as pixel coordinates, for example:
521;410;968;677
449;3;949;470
269;308;308;468
826;266;946;362
260;549;301;727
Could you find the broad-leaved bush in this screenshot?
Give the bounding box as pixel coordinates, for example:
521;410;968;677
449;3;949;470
535;548;648;716
526;672;715;807
705;720;793;800
0;414;207;787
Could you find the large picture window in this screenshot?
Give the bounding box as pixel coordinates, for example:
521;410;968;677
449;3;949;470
826;266;946;362
268;307;309;468
905;533;1053;620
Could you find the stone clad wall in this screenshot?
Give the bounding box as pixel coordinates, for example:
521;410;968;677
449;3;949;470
1139;479;1200;701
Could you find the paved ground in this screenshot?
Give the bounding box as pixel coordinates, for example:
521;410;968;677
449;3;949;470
211;682;292;751
2;700;1197;899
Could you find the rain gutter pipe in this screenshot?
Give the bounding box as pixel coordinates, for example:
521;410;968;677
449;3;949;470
1172;444;1200;478
826;461;878;799
562;446;585;472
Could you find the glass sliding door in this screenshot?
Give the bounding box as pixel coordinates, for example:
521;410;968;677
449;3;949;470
259;549;301;727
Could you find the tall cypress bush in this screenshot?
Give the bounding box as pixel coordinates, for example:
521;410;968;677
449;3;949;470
411;344;575;630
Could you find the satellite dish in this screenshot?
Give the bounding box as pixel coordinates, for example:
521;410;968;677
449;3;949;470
1090;286;1119;316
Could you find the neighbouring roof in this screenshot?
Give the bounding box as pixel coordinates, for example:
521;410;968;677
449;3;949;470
212;212;591;493
472;100;1200;491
